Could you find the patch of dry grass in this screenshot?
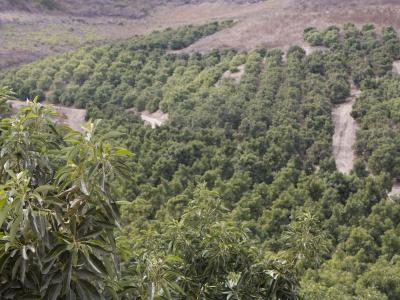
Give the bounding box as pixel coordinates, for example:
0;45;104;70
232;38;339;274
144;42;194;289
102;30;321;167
2;0;400;69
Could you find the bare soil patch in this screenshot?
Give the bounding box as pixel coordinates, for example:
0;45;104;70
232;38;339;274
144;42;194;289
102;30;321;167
178;0;400;52
127;108;169;128
3;0;400;69
140;110;169;128
332;84;360;174
302;44;328;56
389;181;400;198
8;100;86;132
393;61;400;74
220;64;245;84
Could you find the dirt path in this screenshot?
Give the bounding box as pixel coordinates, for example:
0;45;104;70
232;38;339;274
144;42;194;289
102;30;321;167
332;84;361;174
219;64;245;85
393;61;400;74
389;181;400;197
52;105;86;132
127;108;168;128
7;100;86;132
302;44;328;55
140;110;169;128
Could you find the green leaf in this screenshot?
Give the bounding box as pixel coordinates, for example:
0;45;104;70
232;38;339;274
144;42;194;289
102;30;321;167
66;289;77;300
0;253;10;273
0;202;9;228
34;185;56;193
45;282;62;300
78;229;104;241
114;147;134;157
44;244;68;262
102;131;124;140
80;178;89;196
62;255;73;295
77;280;101;300
116;200;131;206
85;253;107;275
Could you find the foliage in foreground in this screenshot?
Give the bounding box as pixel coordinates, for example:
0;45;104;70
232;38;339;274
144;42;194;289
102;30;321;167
0;99;311;299
0;100;132;299
120;185;306;299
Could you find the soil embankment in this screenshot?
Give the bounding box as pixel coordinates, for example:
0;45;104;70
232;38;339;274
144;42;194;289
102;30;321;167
217;64;245;85
127;108;169;128
8;100;86;132
389;181;400;197
140;110;169;128
394;61;400;74
332;84;361;174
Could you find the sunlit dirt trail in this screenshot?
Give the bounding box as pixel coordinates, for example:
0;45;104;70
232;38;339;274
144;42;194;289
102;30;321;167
389;181;400;197
8;100;86;132
127;108;169;128
332;84;361;174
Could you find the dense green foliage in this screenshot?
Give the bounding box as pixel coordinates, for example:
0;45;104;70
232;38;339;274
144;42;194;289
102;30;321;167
2;22;400;299
0;100;134;299
0;21;232;110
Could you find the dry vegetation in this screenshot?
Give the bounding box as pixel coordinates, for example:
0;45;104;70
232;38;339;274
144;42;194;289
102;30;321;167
0;0;261;17
2;0;400;69
180;0;400;52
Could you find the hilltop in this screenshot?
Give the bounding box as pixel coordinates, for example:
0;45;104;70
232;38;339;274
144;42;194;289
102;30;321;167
2;0;400;69
0;0;263;17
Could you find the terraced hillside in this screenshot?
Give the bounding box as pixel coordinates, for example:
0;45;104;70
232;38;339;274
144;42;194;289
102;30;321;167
3;21;400;299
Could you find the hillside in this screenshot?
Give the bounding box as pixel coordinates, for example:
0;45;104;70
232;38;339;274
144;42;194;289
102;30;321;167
2;0;400;70
0;0;263;17
2;22;400;298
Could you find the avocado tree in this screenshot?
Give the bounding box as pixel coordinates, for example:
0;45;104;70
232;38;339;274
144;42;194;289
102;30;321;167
0;87;13;115
0;96;132;299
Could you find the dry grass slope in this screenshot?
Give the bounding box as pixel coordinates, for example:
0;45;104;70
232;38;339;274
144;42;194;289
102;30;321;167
2;0;400;69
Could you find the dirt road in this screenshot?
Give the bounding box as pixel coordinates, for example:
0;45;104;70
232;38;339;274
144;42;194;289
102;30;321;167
389;181;400;197
8;100;86;132
140;110;169;128
332;84;361;174
127;108;168;128
393;61;400;74
220;64;245;84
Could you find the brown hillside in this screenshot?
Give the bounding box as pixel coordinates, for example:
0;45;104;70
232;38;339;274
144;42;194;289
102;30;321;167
1;0;400;69
0;0;263;18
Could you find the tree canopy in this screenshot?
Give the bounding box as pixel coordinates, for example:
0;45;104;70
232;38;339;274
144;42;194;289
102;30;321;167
1;22;400;299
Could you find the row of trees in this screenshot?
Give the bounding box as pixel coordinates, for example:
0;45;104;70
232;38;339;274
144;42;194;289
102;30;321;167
0;94;328;299
0;21;232;110
2;23;400;299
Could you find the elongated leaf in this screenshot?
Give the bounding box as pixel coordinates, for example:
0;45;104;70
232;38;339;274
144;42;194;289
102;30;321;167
34;185;56;193
43;244;68;263
114;147;134;157
79;280;101;300
80;178;89;196
76;269;100;282
45;282;62;300
62;255;73;295
0;203;9;228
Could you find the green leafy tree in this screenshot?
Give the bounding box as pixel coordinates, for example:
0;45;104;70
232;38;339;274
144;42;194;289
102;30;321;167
121;184;299;299
0;99;132;299
0;87;13;115
280;211;331;272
